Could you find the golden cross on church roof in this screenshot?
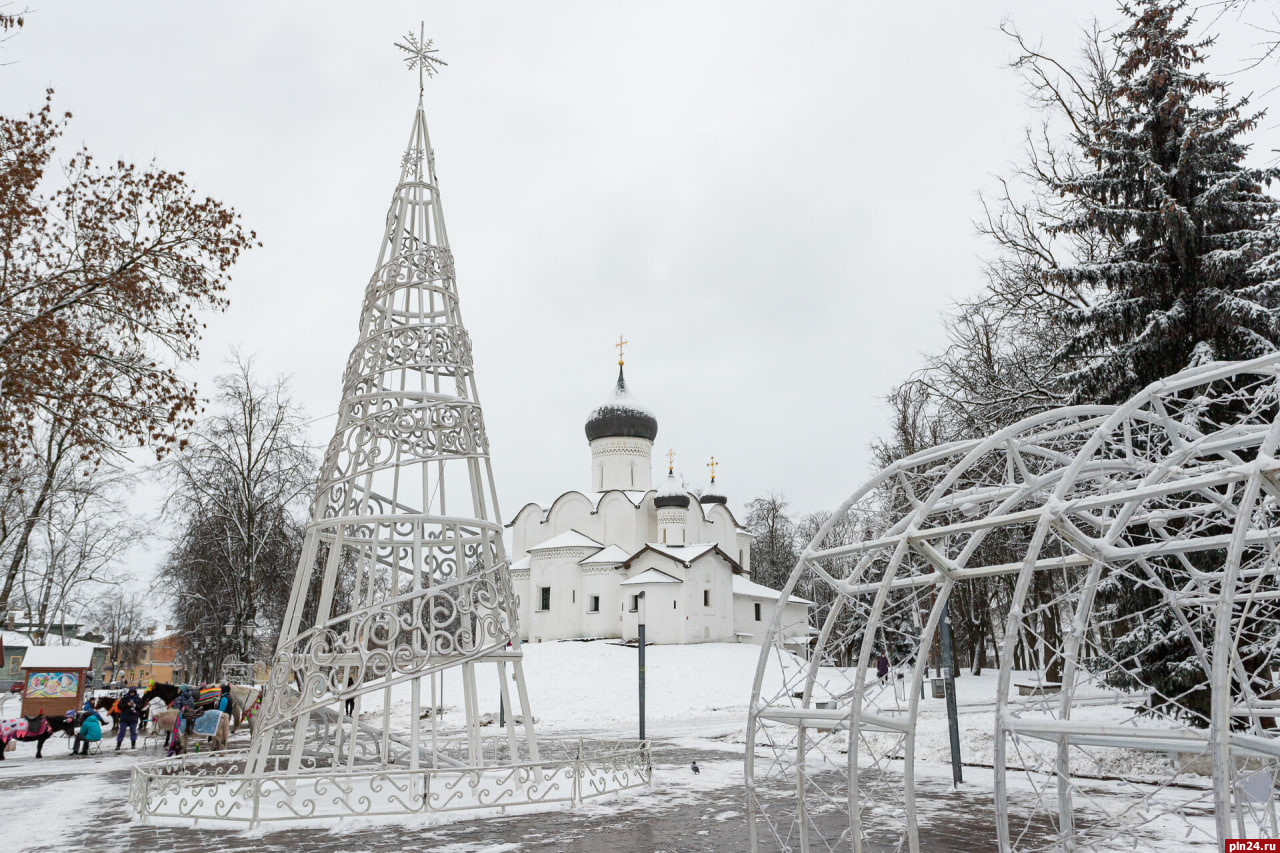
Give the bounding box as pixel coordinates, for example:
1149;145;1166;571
707;456;718;483
666;448;676;474
616;334;628;366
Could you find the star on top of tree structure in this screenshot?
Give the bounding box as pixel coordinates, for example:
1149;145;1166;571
400;148;424;170
395;24;447;92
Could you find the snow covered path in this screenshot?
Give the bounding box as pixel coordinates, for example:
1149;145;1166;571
0;643;1222;851
4;737;1064;853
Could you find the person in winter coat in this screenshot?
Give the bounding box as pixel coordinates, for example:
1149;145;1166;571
173;685;197;734
116;686;143;750
876;651;890;683
146;694;167;731
75;711;102;755
217;684;232;715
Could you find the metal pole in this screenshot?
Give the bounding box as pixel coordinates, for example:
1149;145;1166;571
940;595;963;786
638;620;646;742
499;692;505;728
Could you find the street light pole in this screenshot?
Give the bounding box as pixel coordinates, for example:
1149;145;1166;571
940;596;963;786
638;591;646;743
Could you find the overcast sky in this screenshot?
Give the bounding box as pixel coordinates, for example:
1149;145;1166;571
3;2;1278;584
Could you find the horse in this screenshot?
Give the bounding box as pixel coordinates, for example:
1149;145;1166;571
228;685;260;736
153;708;229;754
140;682;180;708
142;683;224;714
0;713;73;759
144;682;255;734
92;696;118;729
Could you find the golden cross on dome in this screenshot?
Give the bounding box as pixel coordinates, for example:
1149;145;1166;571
395;23;448;93
666;448;676;474
707;456;718;483
616;334;628;366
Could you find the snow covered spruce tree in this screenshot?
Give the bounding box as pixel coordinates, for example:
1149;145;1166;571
1047;0;1280;725
1051;0;1280;399
879;1;1280;715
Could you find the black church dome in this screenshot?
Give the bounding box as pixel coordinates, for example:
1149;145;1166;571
654;470;691;510
585;365;658;443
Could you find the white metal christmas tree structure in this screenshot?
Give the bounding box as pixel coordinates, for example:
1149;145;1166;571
129;33;649;826
244;33;535;781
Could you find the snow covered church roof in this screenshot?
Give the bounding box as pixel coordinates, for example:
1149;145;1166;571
528;529;604;552
580;544;631;565
584;364;658;443
643;542;718;564
732;575;813;605
620;568;682;585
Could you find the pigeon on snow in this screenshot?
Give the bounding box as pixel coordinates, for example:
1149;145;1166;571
691;761;700;774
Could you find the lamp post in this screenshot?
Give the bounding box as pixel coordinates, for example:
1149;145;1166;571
637;591;646;743
939;597;963;786
193;639;205;683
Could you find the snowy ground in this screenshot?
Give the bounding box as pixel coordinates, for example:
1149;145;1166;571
0;641;1231;851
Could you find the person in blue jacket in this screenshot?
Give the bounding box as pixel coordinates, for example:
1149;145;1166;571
75;711;102;755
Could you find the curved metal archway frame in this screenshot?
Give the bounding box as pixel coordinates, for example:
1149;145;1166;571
747;354;1280;852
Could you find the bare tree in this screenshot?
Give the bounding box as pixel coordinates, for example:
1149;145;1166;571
16;463;139;641
90;588;151;673
745;494;798;591
158;356;316;663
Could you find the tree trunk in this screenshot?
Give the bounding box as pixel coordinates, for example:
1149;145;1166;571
0;452;59;617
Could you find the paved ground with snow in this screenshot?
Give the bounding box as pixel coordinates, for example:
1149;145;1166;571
5;736;1042;853
0;642;1227;851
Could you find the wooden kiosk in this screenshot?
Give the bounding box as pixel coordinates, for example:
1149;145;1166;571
20;646;93;718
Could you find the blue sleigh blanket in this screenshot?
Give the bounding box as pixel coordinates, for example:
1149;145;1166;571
192;710;223;737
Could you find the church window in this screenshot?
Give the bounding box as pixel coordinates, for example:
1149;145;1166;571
754;602;762;621
572;590;575;603
588;595;600;613
703;590;710;607
537;587;551;611
629;594;640;612
673;600;677;609
662;529;667;544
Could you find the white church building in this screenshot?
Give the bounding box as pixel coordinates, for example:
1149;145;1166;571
508;361;811;646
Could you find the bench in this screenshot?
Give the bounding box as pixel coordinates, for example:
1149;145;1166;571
1015;682;1062;697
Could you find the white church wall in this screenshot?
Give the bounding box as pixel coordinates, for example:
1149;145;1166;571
735;529;752;572
681;557;735;643
597;492;640;553
524;551;591;643
582;570;622;639
543;493;599;544
621;582;686;644
590;436;654;491
730;593;812;646
511;571;532;641
778;599;812;643
733;593;763;642
657;507;687;545
508;506;544;560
